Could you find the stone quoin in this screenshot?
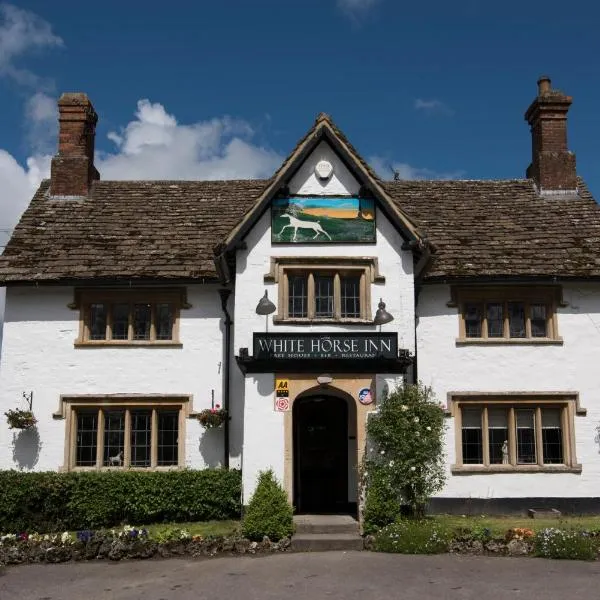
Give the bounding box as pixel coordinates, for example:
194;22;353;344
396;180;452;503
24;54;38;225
1;78;600;516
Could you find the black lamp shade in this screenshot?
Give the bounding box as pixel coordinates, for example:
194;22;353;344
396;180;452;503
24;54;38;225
373;298;393;325
256;290;276;315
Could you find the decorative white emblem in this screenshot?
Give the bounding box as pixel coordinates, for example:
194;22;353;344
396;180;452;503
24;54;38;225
315;160;333;180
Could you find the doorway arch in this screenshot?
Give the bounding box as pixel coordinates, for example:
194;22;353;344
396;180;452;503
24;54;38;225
293;389;357;514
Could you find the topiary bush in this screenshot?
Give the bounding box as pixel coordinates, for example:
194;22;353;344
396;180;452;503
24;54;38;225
242;469;294;542
363;383;446;530
0;469;242;532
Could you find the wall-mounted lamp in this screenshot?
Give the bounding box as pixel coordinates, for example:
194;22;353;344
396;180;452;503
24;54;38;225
255;290;276;332
373;298;394;328
317;374;333;386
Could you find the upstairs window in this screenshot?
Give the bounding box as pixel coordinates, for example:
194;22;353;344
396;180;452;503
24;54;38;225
454;286;562;342
76;289;183;346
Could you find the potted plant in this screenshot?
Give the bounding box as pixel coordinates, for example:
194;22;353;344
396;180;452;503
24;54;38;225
197;404;228;429
5;408;37;430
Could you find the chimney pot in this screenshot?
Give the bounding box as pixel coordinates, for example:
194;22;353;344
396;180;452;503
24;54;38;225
537;76;552;95
50;92;100;196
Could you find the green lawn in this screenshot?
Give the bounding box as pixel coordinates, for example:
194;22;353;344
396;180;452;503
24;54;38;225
431;514;600;536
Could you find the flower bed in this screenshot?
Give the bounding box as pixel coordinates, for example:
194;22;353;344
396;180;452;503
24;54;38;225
372;520;600;561
0;525;291;566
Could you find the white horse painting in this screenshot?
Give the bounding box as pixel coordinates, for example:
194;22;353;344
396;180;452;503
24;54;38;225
277;213;332;241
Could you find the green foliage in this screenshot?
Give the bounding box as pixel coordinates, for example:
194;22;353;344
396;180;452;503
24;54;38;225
374;519;451;554
241;469;294;542
0;469;241;532
363;383;446;528
533;528;600;561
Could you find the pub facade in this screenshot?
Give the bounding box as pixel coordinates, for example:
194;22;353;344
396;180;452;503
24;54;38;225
2;77;600;514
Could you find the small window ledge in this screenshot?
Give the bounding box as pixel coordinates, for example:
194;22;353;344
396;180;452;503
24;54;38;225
455;337;563;347
273;317;374;326
69;466;184;472
451;464;582;475
74;341;183;349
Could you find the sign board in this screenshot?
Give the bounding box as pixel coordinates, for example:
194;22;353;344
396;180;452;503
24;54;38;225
358;387;373;405
254;333;398;361
274;397;290;412
276;378;289;398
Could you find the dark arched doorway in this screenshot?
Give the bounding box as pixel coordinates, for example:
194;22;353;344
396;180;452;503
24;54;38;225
293;394;351;513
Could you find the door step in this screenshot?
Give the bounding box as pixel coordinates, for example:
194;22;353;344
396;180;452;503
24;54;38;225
291;515;363;552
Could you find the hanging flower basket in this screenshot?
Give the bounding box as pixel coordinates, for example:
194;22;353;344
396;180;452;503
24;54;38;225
197;406;228;429
5;408;37;430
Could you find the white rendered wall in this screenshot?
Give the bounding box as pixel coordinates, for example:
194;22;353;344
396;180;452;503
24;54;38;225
0;284;233;471
417;282;600;499
233;141;415;500
288;141;360;196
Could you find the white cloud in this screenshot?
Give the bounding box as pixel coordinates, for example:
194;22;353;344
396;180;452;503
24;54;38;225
414;98;454;116
25;91;57;153
337;0;380;19
0;3;63;87
369;156;465;181
99;99;281;181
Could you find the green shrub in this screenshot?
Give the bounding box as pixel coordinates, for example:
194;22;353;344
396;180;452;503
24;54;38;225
374;519;451;554
242;470;293;542
363;383;446;529
0;469;241;532
533;528;600;561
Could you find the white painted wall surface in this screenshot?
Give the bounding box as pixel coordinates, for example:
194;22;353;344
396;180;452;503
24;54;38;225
233;142;415;500
0;284;233;471
417;282;600;498
288;141;360;196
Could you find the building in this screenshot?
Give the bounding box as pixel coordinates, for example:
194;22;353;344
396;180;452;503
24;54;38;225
1;77;599;514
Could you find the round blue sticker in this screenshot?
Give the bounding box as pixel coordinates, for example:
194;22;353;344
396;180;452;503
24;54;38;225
358;387;373;405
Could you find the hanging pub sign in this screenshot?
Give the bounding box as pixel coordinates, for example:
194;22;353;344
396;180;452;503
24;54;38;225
253;332;398;361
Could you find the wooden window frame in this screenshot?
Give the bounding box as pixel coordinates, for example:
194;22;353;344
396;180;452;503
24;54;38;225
451;286;564;345
59;396;193;471
264;257;385;324
448;393;582;474
74;289;184;347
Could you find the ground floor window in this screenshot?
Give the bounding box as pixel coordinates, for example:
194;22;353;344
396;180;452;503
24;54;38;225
450;394;581;473
66;399;186;470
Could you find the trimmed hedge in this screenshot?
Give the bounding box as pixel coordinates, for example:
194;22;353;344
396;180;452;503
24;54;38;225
0;469;241;532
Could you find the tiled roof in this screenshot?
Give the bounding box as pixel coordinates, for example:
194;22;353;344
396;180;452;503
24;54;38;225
385;177;600;280
0;179;267;283
1;175;600;284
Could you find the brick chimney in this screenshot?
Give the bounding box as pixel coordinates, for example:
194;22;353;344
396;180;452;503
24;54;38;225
50;93;100;196
524;76;577;192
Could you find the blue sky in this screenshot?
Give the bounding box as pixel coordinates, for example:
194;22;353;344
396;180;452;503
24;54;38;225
1;0;599;236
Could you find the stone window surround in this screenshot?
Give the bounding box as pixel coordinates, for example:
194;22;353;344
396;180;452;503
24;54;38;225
53;394;198;471
448;285;565;345
264;256;385;324
446;392;585;475
70;288;190;348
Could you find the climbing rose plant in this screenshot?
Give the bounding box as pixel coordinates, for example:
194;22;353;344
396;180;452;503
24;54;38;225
363;383;446;528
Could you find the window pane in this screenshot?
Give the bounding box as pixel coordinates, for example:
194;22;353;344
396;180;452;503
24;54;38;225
112;303;129;340
103;410;125;467
156;303;174;340
341;276;361;318
314;275;334;318
487;303;504;337
157;411;179;466
288;275;308;318
531;304;548;337
130;410;152;467
516;409;536;464
76;410;98;466
462;408;483;464
133;303;151;340
464;303;482;338
488;408;509;464
508;302;526;338
89;304;107;340
542;408;564;464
